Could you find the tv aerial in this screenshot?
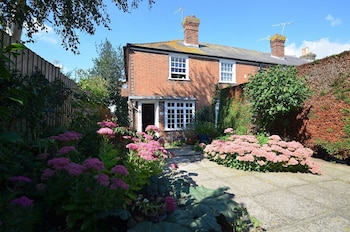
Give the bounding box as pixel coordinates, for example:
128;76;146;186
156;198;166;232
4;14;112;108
272;21;293;35
174;7;184;32
257;35;271;41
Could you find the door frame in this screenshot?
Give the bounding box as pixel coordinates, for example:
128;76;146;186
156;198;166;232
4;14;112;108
137;100;159;132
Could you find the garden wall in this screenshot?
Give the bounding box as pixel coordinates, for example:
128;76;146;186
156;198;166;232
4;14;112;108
1;30;79;130
296;51;350;156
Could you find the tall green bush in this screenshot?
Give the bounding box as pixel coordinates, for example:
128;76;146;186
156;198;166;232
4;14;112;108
217;88;251;135
244;65;310;134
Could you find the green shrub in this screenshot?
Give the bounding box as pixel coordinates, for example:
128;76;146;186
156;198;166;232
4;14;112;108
217;87;252;135
244;65;310;133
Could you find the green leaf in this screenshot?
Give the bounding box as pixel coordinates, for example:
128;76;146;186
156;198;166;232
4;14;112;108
129;221;193;232
99;209;131;220
0;131;23;143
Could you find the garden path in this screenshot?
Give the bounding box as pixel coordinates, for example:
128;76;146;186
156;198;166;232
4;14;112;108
168;145;350;232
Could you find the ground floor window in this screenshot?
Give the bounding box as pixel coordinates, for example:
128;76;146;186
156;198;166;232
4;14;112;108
165;101;195;130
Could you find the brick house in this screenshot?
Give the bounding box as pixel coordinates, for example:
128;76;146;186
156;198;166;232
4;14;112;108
122;15;311;139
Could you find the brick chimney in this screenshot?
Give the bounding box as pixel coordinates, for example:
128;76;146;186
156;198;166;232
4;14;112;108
182;16;200;47
300;47;316;61
270;34;286;58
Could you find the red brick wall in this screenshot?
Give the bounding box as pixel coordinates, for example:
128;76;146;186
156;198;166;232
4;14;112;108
295;51;350;150
125;49;260;109
236;63;259;84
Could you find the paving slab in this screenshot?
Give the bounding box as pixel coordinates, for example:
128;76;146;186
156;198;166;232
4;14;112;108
169;146;350;231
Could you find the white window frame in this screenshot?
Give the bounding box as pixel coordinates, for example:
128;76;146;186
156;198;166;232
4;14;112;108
164;101;195;131
219;60;236;83
169;54;189;80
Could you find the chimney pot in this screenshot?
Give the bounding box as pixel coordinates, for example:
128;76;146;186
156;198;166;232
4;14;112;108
182;16;200;47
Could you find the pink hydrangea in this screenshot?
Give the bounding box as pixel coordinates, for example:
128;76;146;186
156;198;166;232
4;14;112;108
11;196;34;208
57;146;76;155
110;178;129;190
83;158;104;171
47;157;70;170
95;174;110;187
97;121;117;128
111;165;129;176
9;176;31;183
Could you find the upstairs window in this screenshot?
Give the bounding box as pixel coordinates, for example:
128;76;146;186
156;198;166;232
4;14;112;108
165;101;195;130
170;55;188;80
220;60;236;83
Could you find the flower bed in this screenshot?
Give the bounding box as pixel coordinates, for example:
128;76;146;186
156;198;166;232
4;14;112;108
0;123;261;231
204;131;321;174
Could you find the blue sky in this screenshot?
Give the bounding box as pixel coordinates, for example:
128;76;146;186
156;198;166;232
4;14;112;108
25;0;350;78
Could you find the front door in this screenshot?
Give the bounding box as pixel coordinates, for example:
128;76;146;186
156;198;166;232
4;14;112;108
142;103;155;132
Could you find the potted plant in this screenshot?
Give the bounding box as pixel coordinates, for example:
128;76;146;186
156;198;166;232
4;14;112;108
195;121;216;144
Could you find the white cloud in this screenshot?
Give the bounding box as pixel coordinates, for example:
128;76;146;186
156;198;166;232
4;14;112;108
23;18;58;44
285;38;350;59
325;14;342;26
32;24;58;44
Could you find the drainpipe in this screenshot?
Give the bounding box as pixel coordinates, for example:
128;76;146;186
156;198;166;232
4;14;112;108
215;100;220;128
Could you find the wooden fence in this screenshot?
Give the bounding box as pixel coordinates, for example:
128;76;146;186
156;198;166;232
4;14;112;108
1;30;81;133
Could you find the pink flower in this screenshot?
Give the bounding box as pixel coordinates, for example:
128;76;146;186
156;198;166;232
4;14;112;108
265;152;276;162
126;143;139;150
111;165;129;176
37;152;50;160
97;127;115;138
83;158;104;171
57;146;76;155
50;131;82;141
269;135;282;141
11;196;34;208
95;174;110;187
224;128;234;134
9;176;31;183
145;125;159;133
242;154;255;162
47;157;70;170
98;121;117;128
163;196;176;213
110;178;129;190
66;163;84;176
272;156;282;163
143;134;154;141
257;160;266;166
288;157;299;165
169;163;179;170
41;168;55;180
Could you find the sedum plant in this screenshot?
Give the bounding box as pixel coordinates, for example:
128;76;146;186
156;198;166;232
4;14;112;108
204;129;321;174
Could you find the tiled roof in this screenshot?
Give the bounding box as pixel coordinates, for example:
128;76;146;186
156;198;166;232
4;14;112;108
128;40;310;66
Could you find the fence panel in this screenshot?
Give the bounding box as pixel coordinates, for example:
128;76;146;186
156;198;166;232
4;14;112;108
1;30;80;133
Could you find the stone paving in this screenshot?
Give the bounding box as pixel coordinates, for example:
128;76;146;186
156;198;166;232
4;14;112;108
168;146;350;232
